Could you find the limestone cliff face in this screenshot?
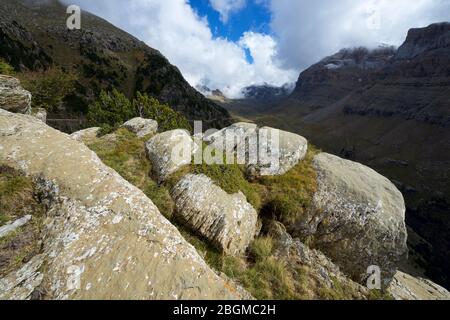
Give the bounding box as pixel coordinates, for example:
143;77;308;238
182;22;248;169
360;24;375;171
0;109;248;300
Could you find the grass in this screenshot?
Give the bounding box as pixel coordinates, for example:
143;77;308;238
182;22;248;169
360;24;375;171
0;166;45;277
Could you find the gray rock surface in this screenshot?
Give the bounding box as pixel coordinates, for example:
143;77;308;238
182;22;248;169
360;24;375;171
267;221;369;299
121;117;158;138
203;123;308;177
145;129;197;182
249;126;308;177
0;109;249;300
203;122;258;156
0;215;32;239
0;75;31;114
388;271;450;300
299;152;408;286
171;174;258;256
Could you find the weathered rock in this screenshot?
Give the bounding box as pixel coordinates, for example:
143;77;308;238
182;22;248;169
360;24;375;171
70;127;100;144
299;152;408;286
267;221;369;299
203;123;308;177
203;122;258;155
248;126;308;177
0;215;32;239
121;117;158;138
145;129;197;183
171;174;258;256
388;271;450;300
0;109;249;300
0;75;31;114
32;108;47;123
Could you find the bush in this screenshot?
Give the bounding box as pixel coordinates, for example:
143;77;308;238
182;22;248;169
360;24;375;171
0;58;14;75
87;90;191;135
19;68;77;112
134;92;191;132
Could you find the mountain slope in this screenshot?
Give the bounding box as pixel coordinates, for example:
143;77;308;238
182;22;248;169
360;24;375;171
0;0;231;130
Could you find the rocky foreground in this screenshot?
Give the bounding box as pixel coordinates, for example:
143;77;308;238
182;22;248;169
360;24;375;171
0;77;449;300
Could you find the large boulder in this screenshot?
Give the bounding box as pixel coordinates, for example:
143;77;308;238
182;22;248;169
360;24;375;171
248;126;308;177
203;122;258;155
121;117;158;138
0;109;249;300
388;271;450;300
203;122;308;177
0;75;31;115
145;129;197;183
171;174;258;256
299;153;408;286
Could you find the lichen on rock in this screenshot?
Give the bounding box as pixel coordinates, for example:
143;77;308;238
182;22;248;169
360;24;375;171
171;174;258;256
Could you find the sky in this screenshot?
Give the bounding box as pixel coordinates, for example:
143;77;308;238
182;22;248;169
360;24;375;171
61;0;450;98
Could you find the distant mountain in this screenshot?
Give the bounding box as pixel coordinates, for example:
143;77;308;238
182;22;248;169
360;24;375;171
242;83;294;100
227;22;450;289
0;0;232;130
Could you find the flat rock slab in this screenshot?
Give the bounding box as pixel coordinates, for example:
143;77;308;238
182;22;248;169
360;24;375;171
171;174;258;256
146;129;197;182
388;271;450;300
121;117;158;138
0;75;31;115
0;215;32;239
0;109;249;300
304;152;408;286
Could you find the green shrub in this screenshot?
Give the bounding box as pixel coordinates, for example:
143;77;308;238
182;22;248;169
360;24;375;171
0;58;14;75
19;68;77;112
87;90;191;135
87;90;135;135
134;92;191;132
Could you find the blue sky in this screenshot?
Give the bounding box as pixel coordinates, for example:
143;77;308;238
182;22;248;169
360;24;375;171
63;0;450;98
190;0;271;42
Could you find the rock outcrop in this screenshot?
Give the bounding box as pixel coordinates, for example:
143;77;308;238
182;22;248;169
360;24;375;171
388;271;450;300
0;215;32;239
299;153;408;286
204;122;258;156
121;117;158;138
0;109;249;300
0;75;31;115
145;129;197;183
171;174;258;256
204;123;308;177
267;221;369;299
248;126;308;177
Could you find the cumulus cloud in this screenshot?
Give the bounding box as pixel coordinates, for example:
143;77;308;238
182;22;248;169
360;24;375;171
267;0;450;70
210;0;246;23
60;0;450;97
61;0;295;98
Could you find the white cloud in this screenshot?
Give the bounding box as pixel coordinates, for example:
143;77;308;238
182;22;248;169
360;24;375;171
60;0;449;98
61;0;296;98
267;0;450;70
210;0;246;23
